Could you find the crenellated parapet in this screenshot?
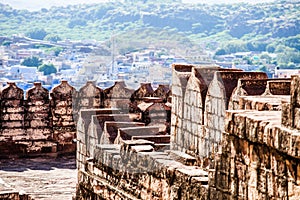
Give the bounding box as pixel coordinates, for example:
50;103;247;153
129;83;154;113
153;84;171;102
74;63;300;200
203;71;268;159
2;64;298;199
210;75;300;199
77;81;104;109
51;80;77;152
170;64;193;152
0;79;168;158
0;82;25;139
25;82;52;140
104;81;134;112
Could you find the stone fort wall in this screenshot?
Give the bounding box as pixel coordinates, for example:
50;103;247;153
0;80;170;158
1;63;299;199
75;64;300;200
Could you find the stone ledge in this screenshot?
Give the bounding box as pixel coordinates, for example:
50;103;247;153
131;145;154;153
115;126;161;144
132;135;170;144
77;170;139;200
239;95;290;111
225;109;300;159
167;150;197;166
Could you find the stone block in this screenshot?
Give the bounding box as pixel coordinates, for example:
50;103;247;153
4;107;24;113
1;121;23;128
132;135;170;144
278;128;291;153
29;119;49;128
294;108;300;130
1;113;23;121
1;128;25;136
131;145;153;153
234;113;246;138
100;121;145;144
168;150;196;166
26;128;52;140
290;132;300;158
115;126;160;144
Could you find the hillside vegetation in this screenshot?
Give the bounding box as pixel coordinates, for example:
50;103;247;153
0;0;299;56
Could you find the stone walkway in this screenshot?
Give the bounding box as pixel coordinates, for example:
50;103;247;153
0;156;77;200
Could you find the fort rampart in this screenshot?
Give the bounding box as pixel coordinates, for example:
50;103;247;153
1;63;299;199
0;80;170;159
74;64;299;199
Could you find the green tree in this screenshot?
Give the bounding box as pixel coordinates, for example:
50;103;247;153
215;48;226;55
21;56;42;67
277;51;300;64
258;65;268;72
46;47;64;56
284;35;300;51
246;41;267;52
44;34;62;43
222;41;247;54
260;53;271;64
242;56;253;65
289;52;300;63
266;43;276;53
2;40;12;46
260;53;271;60
38;63;57;75
287;62;297;69
68;18;87;28
26;28;48;40
277;63;288;69
274;45;287;53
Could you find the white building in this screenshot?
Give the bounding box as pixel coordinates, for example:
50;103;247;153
9;65;38;81
274;68;300;78
17;49;44;59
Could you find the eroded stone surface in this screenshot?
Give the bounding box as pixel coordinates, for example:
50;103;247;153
77;81;104;109
0;82;25;138
51;81;77;148
114;126;162;144
100;121;145;144
104;81;134;112
153;84;171;103
0;156;76;200
1;64;300;200
170;64;192;153
75;64;300;200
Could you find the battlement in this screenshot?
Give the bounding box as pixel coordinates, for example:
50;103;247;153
1;63;299;199
0;80;171;158
75;64;300;199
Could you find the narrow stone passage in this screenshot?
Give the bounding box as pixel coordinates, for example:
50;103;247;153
0;156;77;200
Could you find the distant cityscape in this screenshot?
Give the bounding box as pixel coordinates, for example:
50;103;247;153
0;35;299;92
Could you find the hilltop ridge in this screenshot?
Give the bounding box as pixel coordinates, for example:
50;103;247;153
0;0;299;55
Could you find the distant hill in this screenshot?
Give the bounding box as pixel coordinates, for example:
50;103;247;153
0;0;299;56
0;0;277;11
0;0;109;11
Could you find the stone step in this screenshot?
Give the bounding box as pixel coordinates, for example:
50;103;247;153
100;121;145;144
131;145;154;153
167;150;197;166
131;135;170;144
114;126;161;144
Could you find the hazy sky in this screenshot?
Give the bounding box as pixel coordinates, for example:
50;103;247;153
0;0;275;11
